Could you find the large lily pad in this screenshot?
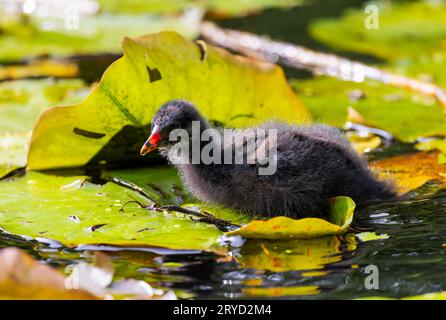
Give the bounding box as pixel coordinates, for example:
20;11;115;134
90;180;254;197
226;196;355;240
0;169;237;251
27;31;310;170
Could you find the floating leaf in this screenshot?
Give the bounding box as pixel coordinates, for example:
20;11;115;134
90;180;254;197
310;1;446;88
0;79;89;177
293;77;446;143
310;2;446;61
98;0;303;16
0;61;78;80
371;151;446;194
415;139;446;164
403;291;446;300
0;169;238;251
415;139;446;154
346;131;382;154
0;79;88;132
28;31;310;170
226;196;355;240
359;291;446;300
355;232;389;242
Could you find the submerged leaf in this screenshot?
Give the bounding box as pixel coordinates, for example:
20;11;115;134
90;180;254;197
226;196;355;240
28;31;310;170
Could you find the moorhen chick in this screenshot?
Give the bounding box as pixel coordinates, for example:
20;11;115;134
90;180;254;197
140;100;396;219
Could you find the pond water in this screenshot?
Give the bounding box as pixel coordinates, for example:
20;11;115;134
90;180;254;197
2;0;446;299
4;140;446;299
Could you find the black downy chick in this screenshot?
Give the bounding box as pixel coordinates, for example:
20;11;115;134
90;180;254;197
140;100;396;219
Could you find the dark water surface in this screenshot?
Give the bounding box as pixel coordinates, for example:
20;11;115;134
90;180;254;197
2;0;445;299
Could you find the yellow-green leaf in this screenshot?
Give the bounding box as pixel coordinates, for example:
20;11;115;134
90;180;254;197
225;196;355;240
0;169;234;251
356;232;389;242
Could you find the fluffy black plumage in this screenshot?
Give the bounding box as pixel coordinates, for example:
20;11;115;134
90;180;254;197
146;100;396;219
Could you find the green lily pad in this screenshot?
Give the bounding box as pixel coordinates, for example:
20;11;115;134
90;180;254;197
226;196;355;240
0;79;89;178
0;169;238;251
415;139;446;154
0;247;96;300
27;31;310;170
0;12;201;62
355;231;389;242
293;77;446;142
310;1;446;87
310;1;446;62
0;79;88;132
98;0;303;15
103;167;190;206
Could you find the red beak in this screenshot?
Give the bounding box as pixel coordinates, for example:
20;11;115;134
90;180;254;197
140;125;161;156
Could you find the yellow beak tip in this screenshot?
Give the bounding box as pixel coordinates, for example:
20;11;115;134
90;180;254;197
140;145;150;156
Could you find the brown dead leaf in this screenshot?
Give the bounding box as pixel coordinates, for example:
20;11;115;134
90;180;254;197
371;151;446;194
0;247;95;300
